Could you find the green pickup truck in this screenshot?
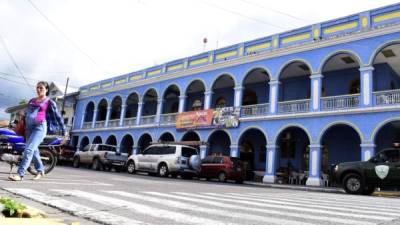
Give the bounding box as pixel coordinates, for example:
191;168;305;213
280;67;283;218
333;148;400;195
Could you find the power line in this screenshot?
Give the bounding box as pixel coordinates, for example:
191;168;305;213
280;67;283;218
198;0;287;30
26;0;108;75
0;71;80;89
0;35;35;93
237;0;310;23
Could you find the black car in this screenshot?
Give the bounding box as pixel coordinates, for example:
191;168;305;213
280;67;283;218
333;148;400;195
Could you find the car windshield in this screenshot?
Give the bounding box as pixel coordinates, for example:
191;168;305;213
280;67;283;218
182;147;198;157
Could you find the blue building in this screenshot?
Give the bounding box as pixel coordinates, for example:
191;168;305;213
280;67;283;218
72;3;400;186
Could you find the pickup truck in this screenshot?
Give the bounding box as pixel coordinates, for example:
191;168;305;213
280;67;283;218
72;144;128;172
333;148;400;195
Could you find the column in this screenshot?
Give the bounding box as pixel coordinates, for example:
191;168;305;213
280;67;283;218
178;95;186;113
310;73;323;111
230;144;240;158
155;98;163;124
204;90;213;110
306;144;323;186
91;109;98;128
361;142;376;161
136;102;143;126
234;86;243;108
359;66;374;107
105;106;112;128
132;146;139;155
200;145;208;159
80;112;86;129
263;144;278;183
119;104;126;127
268;80;279;114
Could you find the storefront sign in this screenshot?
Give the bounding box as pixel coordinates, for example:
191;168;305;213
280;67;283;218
176;107;240;130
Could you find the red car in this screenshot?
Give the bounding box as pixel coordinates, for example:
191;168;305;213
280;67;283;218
199;156;245;183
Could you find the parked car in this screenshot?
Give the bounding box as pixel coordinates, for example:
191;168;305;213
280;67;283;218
199;156;245;183
56;145;76;165
72;144;128;172
126;144;200;178
333;148;400;195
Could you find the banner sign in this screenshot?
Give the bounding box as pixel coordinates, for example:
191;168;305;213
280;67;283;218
176;107;240;130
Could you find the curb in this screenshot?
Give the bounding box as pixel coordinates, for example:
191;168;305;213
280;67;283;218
244;181;345;194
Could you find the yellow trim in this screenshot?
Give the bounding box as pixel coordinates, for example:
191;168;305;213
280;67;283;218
246;42;271;53
101;82;112;88
89;85;99;91
115;79;126;85
273;39;278;47
281;33;311;44
238;46;244;56
81;89;88;93
147;69;161;76
189;57;208;66
208;54;214;62
216;50;237;60
361;17;369;27
323;21;358;34
313;29;320;38
373;11;400;23
130;74;143;81
167;64;183;72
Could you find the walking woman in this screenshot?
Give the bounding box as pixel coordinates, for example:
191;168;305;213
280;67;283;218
9;81;67;181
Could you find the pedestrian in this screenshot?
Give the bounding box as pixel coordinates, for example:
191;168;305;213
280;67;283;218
9;81;67;181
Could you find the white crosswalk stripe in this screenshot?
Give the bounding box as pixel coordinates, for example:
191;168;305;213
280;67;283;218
3;188;399;225
4;188;138;225
53;189;235;225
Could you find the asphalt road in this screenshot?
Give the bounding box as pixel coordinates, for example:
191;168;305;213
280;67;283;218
0;163;399;225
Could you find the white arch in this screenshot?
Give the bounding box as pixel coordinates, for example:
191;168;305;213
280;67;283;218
80;136;90;147
371;117;400;143
241;66;272;86
185;78;207;93
317;121;364;144
120;132;135;145
137;132;154;146
238;126;269;144
211;73;237;90
161;83;182;99
126;91;140;104
206;129;233;145
273;123;313;145
317;50;363;73
368;39;400;66
105;133;118;146
159;131;176;141
92;135;103;144
180;130;202;141
142;87;159;102
277;58;314;80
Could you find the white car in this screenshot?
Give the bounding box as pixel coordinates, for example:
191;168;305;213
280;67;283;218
126;144;200;178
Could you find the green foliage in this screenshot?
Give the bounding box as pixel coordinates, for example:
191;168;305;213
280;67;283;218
0;197;26;216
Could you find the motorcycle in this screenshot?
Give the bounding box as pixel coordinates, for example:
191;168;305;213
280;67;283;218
0;127;60;175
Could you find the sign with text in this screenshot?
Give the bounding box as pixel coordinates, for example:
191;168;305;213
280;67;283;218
176;107;240;130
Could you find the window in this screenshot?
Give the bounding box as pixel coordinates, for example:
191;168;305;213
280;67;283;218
159;146;176;155
144;147;158;155
212;157;223;164
380;150;400;163
182;147;197;157
98;145;116;152
82;145;90;152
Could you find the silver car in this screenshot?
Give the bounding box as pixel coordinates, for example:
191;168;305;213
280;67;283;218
126;144;200;178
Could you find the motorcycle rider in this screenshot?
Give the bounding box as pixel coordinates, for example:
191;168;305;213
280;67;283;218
9;81;67;181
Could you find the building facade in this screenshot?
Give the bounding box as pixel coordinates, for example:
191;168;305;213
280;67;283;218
72;3;400;186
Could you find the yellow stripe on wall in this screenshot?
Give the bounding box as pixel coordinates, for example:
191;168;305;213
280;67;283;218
246;42;271;53
101;82;112;88
115;79;126;85
323;21;358;34
216;50;237;60
189;57;208;66
147;69;161;76
373;11;400;23
167;64;183;72
281;33;311;44
130;74;143;81
89;86;99;91
81;89;88;93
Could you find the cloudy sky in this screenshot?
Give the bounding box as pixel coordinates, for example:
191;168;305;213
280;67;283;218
0;0;398;119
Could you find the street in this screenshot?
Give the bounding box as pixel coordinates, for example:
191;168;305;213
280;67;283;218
0;163;399;225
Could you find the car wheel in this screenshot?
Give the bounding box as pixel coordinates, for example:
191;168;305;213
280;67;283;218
362;186;375;195
343;173;363;194
72;157;80;168
158;163;169;177
218;172;227;182
127;160;136;174
92;158;102;171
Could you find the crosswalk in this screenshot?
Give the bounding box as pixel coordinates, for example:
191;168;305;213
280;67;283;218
4;188;400;225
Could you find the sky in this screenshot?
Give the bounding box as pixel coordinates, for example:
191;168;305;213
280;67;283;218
0;0;399;119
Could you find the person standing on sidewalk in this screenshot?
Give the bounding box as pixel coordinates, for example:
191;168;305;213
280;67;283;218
9;81;67;181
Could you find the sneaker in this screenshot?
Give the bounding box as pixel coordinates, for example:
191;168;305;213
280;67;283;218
8;175;23;181
32;172;44;180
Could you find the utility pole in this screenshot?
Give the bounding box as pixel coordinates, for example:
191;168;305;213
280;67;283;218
61;77;69;116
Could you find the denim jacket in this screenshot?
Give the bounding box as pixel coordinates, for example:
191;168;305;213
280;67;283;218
27;98;66;135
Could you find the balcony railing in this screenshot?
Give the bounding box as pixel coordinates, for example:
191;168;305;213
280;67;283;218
140;115;156;125
108;119;120;127
321;94;360;111
374;89;400;106
95;121;105;128
241;103;269;117
278;99;310;114
82;122;92;129
123;117;136;126
160;113;178;125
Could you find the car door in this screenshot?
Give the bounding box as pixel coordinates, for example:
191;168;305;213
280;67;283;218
368;150;399;187
79;145;90;164
382;150;400;187
200;156;213;178
138;147;155;171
